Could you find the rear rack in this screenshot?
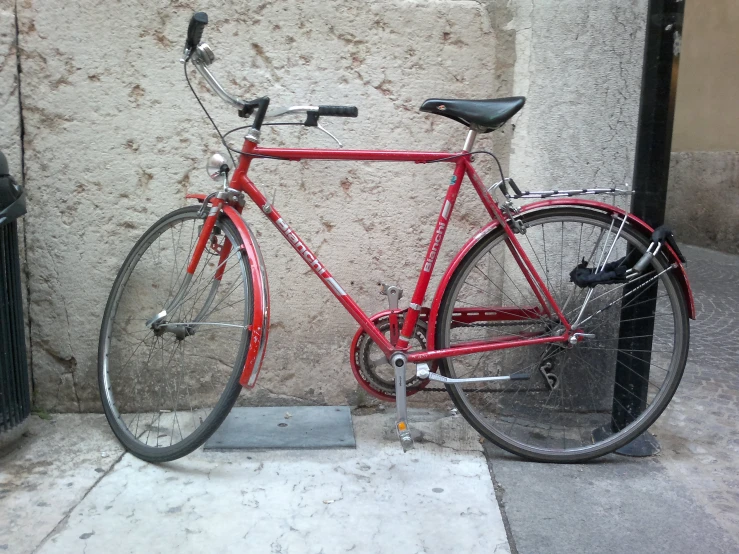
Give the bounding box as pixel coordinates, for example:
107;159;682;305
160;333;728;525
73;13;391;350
511;187;634;199
491;178;634;200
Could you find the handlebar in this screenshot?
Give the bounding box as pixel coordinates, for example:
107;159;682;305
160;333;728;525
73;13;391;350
265;105;359;120
318;106;359;118
183;12;358;132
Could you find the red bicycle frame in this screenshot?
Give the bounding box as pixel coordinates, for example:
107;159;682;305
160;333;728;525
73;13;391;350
219;136;568;355
183;128;694;388
182;130;584;387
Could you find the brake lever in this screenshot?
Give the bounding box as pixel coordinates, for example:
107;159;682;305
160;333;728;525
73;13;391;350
316;123;343;148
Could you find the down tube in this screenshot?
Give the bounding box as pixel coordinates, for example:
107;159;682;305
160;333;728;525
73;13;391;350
238;178;393;355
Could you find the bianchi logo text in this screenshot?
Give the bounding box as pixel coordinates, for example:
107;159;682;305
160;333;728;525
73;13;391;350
275;218;327;276
424;222;446;272
275;217;346;296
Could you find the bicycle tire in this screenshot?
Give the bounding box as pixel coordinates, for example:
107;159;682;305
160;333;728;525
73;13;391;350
435;206;690;462
98;206;253;462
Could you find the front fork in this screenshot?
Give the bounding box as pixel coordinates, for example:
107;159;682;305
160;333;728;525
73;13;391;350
147;197;228;332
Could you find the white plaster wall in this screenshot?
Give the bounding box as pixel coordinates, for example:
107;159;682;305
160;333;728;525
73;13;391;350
4;0;652;412
505;0;647;202
16;0;500;411
0;0;20;174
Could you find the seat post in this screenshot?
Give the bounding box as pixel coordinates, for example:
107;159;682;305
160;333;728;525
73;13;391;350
463;129;478;152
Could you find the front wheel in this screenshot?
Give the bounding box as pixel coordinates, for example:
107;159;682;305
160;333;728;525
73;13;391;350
435;207;690;462
98;206;254;462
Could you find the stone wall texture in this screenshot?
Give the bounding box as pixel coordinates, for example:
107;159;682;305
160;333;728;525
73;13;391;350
0;0;20;174
505;0;646;207
666;152;739;255
1;0;649;411
0;0;32;389
672;0;739;152
668;0;739;255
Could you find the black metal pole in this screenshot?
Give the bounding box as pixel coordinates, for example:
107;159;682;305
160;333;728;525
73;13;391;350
610;0;684;453
630;0;683;227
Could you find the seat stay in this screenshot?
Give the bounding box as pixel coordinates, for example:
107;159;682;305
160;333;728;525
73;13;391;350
464;160;571;329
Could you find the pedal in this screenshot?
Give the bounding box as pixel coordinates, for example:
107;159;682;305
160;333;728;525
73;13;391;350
396;421;414;452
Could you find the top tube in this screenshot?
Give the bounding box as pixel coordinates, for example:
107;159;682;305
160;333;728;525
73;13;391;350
251;147;463;163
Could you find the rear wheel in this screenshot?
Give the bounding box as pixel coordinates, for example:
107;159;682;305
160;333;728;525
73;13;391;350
98;206;253;462
435;207;690;462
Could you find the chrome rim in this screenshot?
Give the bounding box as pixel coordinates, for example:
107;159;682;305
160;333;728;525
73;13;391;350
439;211;687;456
101;210;250;450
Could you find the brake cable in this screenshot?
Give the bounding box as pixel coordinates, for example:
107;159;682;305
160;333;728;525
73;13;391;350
183;61;290;164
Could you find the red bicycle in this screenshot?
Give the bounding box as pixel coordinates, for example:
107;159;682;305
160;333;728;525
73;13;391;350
98;13;694;463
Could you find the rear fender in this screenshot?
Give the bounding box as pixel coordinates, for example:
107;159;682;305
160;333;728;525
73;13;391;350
187;194;270;388
427;199;695;351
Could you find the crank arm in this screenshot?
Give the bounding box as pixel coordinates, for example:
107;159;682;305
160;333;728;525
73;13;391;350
390;353;414;452
416;363;529;383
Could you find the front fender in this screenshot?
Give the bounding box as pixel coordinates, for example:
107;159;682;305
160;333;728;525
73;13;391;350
427;199;695;351
187;194;270;388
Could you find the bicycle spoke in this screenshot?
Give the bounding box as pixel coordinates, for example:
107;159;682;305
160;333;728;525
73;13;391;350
101;208;251;460
436;209;688;460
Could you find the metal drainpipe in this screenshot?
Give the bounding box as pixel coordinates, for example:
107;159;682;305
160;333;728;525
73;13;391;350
609;0;685;455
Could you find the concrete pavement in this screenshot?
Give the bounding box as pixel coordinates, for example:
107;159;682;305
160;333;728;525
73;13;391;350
2;245;739;554
486;245;739;554
1;410;509;554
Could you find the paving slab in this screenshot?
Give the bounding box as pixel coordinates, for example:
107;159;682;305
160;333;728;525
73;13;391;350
204;406;356;450
0;414;124;554
652;245;739;540
485;444;736;554
485;244;739;554
3;409;508;554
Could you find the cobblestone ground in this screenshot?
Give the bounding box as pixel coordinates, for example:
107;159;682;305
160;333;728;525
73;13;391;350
653;244;739;540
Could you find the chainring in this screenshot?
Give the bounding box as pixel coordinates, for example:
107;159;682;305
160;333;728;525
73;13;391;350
350;312;428;402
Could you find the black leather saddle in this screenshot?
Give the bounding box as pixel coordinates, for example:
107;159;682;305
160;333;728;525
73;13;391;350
420;97;526;133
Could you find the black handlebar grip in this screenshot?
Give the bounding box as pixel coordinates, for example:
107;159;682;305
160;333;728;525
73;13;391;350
186;12;208;51
318;105;359;118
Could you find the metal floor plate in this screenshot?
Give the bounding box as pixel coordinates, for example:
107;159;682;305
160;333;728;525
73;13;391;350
203;406;356;450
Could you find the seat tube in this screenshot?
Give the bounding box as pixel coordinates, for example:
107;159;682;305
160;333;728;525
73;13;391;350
396;153;470;349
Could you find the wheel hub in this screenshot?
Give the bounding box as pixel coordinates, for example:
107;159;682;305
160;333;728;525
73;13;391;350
152;322;195;340
148;310;196;340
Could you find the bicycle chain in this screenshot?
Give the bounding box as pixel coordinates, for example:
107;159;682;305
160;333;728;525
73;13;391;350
455;320;546;328
417;319;553;393
421;384;551;393
358;318;552;395
421;387;497;393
